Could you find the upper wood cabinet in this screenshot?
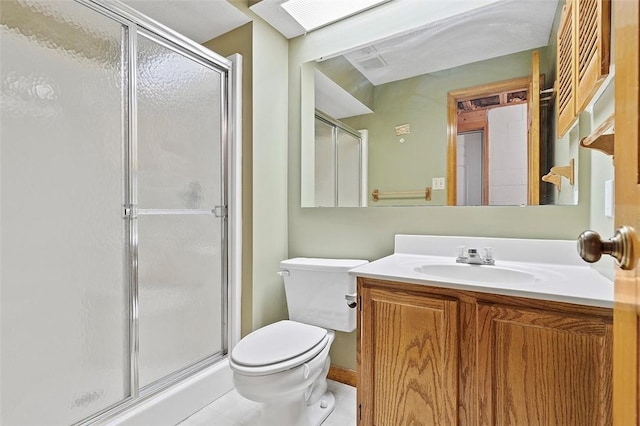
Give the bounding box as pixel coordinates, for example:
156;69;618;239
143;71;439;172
557;0;611;138
576;0;611;111
557;0;577;138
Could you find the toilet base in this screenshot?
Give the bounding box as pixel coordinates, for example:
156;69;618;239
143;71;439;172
307;390;335;426
260;390;335;426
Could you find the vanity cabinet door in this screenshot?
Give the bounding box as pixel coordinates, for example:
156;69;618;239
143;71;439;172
358;285;459;425
476;303;613;426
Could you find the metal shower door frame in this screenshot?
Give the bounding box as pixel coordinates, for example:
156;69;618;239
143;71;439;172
314;111;363;207
71;1;237;424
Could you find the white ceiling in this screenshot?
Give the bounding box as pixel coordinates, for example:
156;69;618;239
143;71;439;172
253;0;560;86
120;0;251;43
249;0;394;39
249;0;305;38
341;0;559;85
314;69;373;119
117;0;559;88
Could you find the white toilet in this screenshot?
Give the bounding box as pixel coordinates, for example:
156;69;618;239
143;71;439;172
229;257;368;426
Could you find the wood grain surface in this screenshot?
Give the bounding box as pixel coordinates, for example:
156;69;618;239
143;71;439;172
357;277;613;425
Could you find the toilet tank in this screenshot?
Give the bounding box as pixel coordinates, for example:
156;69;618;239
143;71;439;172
280;258;368;332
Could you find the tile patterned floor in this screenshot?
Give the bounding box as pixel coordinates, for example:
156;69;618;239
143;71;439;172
177;380;356;426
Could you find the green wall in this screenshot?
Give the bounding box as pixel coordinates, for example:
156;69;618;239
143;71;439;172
249;9;290;330
210;0;614;372
204;23;255;338
316;56;374;110
205;2;290;337
287;6;610;370
339;50;543;206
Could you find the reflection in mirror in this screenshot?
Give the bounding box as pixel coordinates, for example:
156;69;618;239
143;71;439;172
448;73;540;206
300;0;581;207
314;111;368;207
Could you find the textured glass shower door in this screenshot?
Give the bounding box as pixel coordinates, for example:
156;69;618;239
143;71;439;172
1;2;130;424
314;115;363;207
314;117;336;207
135;31;226;389
336;128;362;207
1;1;231;423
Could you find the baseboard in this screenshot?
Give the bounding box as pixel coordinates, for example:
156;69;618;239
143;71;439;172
328;365;357;387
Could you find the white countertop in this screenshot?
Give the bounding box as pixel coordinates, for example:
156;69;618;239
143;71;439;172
349;235;614;308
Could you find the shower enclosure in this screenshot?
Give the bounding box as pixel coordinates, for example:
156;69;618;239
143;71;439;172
314;112;367;207
0;1;240;424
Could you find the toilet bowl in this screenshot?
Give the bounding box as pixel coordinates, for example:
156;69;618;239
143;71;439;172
229;258;368;426
230;321;335;425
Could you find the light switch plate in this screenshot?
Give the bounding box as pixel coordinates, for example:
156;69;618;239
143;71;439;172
432;177;445;190
605;179;614;218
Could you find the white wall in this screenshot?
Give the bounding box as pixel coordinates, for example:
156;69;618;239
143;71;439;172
457;132;483;206
488;104;528;205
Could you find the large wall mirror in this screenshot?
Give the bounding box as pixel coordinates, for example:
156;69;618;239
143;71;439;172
300;0;580;208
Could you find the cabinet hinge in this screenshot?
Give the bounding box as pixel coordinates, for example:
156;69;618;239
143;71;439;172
358;296;362;312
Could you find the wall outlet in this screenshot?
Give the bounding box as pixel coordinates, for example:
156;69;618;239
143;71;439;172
432;177;446;190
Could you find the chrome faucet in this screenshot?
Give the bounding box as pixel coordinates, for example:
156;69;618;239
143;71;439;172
456;246;495;265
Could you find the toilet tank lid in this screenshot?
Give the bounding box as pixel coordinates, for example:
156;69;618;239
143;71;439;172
280;257;368;271
231;320;327;367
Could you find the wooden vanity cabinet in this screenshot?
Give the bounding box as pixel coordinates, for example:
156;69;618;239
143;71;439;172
358;285;459;425
476;303;612;425
357;277;613;425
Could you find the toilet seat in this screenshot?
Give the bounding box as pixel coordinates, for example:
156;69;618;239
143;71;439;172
230;320;329;376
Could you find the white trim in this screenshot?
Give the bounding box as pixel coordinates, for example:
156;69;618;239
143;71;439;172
227;53;243;351
360;129;369;207
281;0;389;33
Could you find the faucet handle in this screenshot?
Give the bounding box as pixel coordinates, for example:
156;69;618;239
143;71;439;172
456;245;468;262
482;247;494;264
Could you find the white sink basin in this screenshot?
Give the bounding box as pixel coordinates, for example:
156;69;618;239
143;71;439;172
347;235;614;308
413;263;536;284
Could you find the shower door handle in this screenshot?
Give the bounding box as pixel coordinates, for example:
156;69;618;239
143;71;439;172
213;206;227;218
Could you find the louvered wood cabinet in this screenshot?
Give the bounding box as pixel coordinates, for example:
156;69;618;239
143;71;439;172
556;0;611;138
557;0;577;138
357;277;613;425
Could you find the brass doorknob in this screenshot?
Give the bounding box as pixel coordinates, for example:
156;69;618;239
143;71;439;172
577;226;638;270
